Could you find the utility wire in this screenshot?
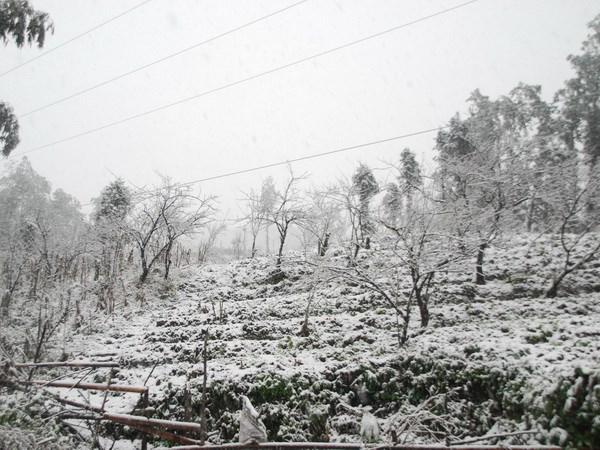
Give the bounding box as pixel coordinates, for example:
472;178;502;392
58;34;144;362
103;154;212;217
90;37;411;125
17;0;309;118
78;126;445;207
11;0;480;158
182;127;445;186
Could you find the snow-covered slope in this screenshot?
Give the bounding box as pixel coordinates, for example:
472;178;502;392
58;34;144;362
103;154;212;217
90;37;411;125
55;235;600;449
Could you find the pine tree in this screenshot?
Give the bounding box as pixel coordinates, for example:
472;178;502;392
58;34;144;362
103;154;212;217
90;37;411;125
93;179;132;223
352;163;379;248
399;148;422;210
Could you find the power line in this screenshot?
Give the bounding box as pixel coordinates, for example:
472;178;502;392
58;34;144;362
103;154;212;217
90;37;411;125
17;0;309;119
11;0;480;158
183;127;445;186
78;126;444;207
0;0;153;78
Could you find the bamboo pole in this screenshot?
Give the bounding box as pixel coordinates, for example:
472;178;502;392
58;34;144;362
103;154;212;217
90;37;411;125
28;380;148;394
16;361;119;368
103;412;203;432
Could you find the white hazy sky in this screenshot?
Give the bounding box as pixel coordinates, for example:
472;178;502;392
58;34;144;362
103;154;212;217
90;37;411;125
1;0;599;221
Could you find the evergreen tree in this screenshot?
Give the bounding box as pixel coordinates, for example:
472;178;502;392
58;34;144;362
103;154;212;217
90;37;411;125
93;179;132;223
556;14;600;167
352;163;379;248
382;182;401;226
399;148;422;210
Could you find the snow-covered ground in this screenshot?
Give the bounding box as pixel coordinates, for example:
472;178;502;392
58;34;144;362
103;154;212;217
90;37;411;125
2;234;599;449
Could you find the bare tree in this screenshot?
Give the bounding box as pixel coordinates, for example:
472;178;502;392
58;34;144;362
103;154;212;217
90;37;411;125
128;176;216;282
325;180;469;345
239;189;265;259
263;167;308;271
197;220;227;265
541;160;600;297
230;228;247;260
299;184;344;257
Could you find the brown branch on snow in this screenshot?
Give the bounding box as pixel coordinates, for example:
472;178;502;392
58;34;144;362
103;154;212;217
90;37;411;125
450;429;539;445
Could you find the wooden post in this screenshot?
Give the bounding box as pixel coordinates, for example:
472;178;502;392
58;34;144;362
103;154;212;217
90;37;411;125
141;388;149;450
200;329;209;444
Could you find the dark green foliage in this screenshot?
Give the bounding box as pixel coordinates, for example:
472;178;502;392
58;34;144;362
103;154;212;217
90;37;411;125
0;1;53;157
0;0;53;48
0;102;19;157
352;163;379;204
534;368;600;448
399;148;422;192
93;179;132;223
352;163;379;239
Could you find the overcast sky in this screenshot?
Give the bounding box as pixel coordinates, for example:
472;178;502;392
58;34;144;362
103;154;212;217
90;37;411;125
1;0;599;222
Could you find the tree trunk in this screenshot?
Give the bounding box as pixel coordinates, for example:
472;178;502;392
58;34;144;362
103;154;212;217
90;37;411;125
265;226;270;254
416;292;429;327
276;232;286;268
140;247;149;283
318;233;330;257
164;241;173;280
250;235;257;259
526;193;536;232
475;242;487;285
546;269;570;298
400;303;411;346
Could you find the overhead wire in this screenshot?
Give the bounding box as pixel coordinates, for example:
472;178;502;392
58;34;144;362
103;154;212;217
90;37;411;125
78;126;445;207
10;0;481;158
16;0;310;119
0;0;154;78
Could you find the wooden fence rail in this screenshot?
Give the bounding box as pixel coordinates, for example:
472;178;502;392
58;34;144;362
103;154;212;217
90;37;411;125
160;444;561;450
15;361;120;368
28;379;148;394
103;412;203;433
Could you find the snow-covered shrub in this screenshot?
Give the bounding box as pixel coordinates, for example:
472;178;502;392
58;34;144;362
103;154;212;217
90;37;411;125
531;367;600;448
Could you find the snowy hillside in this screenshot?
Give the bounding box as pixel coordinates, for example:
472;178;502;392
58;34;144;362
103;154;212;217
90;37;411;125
11;234;592;449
